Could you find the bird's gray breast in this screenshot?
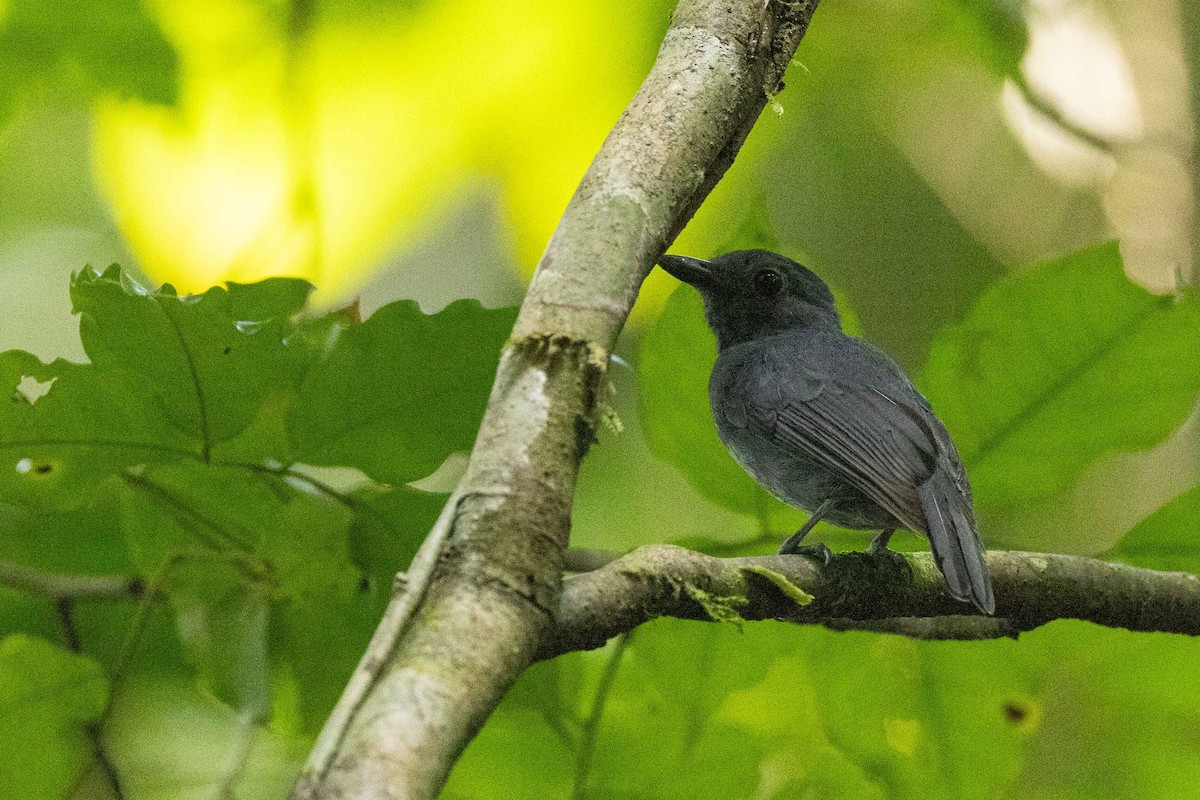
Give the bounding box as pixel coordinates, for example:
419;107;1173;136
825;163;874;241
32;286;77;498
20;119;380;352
707;337;908;530
709;343;845;514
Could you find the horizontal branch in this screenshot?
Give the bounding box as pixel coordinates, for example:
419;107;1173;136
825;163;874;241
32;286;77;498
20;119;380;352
0;560;144;601
538;545;1200;657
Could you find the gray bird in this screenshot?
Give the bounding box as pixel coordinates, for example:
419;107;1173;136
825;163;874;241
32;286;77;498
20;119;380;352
658;249;995;614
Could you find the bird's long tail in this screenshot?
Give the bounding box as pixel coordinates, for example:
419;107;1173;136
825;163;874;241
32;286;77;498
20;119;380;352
918;471;995;614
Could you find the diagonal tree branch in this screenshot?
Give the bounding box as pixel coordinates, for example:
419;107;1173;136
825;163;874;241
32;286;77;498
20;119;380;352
537;546;1200;659
295;2;822;798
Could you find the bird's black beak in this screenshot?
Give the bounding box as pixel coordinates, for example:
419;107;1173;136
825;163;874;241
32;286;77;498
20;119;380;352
658;254;716;289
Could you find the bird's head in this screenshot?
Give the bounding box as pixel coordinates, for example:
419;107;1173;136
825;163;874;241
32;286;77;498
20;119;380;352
658;249;840;349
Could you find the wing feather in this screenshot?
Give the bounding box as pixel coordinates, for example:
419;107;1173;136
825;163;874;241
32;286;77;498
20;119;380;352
742;342;994;612
774;393;929;531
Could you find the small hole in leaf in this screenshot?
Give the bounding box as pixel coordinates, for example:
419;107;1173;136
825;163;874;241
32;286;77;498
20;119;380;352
1003;702;1027;724
34;463;53;475
222;346;232;355
16;375;55;404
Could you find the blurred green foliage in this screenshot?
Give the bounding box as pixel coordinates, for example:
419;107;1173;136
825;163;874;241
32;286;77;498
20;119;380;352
921;243;1200;508
0;0;177;121
0;634;107;798
0;267;505;795
2;0;1200;798
2;245;1198;798
1105;483;1200;574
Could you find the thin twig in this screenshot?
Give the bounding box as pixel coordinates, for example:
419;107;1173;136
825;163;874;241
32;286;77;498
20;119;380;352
542;705;579;752
55;598;82;652
571;633;632;800
0;561;143;601
121;471;254;556
56;600;127;800
1013;74;1120;154
217;711;264;800
226;461;359;509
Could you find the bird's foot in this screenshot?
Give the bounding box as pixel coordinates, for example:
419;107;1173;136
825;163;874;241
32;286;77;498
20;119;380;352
868;535;912;578
778;541;832;567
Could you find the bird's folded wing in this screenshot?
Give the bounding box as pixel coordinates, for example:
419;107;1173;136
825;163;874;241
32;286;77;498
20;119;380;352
757;363;934;532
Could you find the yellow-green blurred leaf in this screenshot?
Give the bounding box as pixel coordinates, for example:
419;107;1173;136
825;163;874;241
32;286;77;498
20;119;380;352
921;242;1200;508
92;0;674;302
1106;482;1200;574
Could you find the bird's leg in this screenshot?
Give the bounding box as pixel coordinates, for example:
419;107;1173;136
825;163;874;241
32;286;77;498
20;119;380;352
868;529;894;553
868;528;912;577
778;499;834;565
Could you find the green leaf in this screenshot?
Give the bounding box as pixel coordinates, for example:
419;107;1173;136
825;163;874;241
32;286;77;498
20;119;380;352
920;242;1200;507
116;460;373;722
0;350;193;509
593;714;765;800
446;654;586;799
0;0;178;122
1106;483;1200;573
105;673;304;800
265;494;375;732
452;623;789;800
947;0;1028;78
348;484;447;592
0;634;108;799
116;462;282;713
804;630;1032;800
629;619;785;735
262;493;360;602
501;650;586;732
117;462;285;570
288;298;515;484
0;491;137;648
275;591;379;734
175;570;272;718
0;269;322;508
596;622;782;799
445;698;574;800
72;266;315;455
1;269;518;760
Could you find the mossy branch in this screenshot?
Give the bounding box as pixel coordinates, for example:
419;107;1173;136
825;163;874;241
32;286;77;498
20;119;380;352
537;545;1200;658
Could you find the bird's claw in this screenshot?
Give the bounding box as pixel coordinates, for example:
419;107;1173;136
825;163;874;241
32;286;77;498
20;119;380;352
779;541;832;567
868;542;912;577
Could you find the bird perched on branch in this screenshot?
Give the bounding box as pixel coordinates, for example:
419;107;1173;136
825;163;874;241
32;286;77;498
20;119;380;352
658;249;995;614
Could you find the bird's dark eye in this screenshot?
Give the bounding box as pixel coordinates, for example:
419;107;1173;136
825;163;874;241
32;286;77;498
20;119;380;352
752;268;784;298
